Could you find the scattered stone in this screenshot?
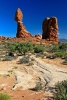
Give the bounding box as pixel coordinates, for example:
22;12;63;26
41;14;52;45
35;34;41;40
2;87;6;90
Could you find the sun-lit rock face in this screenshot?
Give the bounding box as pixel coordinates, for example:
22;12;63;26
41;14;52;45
42;16;58;43
15;8;32;38
15;8;23;22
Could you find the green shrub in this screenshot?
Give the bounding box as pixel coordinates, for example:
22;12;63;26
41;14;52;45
54;52;65;58
0;93;11;100
31;57;35;61
15;42;34;55
63;56;67;65
20;55;30;64
34;82;43;91
6;43;16;52
34;45;45;53
8;70;14;73
13;66;18;69
2;56;14;61
63;60;67;65
4;42;19;54
59;43;67;51
65;56;67;61
2;42;34;55
36;53;44;58
46;54;57;59
28;62;34;66
54;80;67;100
47;44;59;53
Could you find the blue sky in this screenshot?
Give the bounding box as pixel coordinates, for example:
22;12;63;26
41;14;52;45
0;0;67;38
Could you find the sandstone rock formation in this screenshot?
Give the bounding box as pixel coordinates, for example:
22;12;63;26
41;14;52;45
15;8;23;22
15;8;32;38
42;17;58;43
35;34;41;40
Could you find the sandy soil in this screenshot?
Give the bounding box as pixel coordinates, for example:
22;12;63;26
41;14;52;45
41;57;67;69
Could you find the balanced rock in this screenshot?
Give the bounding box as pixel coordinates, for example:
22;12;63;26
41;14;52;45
15;8;32;38
42;17;58;43
15;8;23;22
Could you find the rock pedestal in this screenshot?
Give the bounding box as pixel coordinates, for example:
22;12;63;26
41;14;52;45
15;8;32;38
42;17;58;43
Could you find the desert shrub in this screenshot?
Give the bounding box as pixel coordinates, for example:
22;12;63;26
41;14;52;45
59;43;67;51
20;55;30;64
54;51;65;58
36;52;44;58
65;56;67;61
47;44;59;53
46;54;57;59
2;56;14;61
0;51;6;55
15;42;34;55
6;74;10;77
13;66;18;69
51;42;56;45
0;93;11;100
4;42;19;54
63;56;67;65
54;80;67;100
13;55;18;59
1;42;34;55
31;57;35;61
34;82;43;91
34;45;45;53
63;60;67;65
8;70;14;73
6;43;16;52
28;62;34;66
46;55;51;58
50;54;57;59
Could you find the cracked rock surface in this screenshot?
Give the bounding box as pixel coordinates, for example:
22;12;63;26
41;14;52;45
0;55;67;92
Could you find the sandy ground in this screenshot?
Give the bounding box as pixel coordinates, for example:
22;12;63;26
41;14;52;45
0;55;67;100
41;57;67;69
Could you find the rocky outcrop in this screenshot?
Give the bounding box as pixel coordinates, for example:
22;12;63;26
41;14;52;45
42;17;58;43
15;8;32;38
35;34;41;40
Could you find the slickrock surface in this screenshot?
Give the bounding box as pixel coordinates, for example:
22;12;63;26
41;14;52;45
42;17;58;43
0;55;67;99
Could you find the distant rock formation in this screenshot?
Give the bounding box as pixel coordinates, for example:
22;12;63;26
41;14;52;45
15;8;32;38
42;17;58;43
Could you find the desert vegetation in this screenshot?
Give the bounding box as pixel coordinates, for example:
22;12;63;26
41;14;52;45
0;41;67;63
54;80;67;100
0;93;11;100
